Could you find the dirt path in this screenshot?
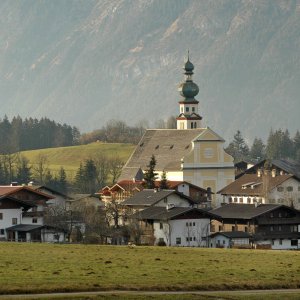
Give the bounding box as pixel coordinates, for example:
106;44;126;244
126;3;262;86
0;289;299;299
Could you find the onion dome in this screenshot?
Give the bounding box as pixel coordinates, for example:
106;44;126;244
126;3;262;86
178;81;199;99
178;52;199;100
183;59;194;75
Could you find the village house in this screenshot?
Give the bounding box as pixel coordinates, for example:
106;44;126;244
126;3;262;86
119;56;235;207
218;169;300;209
209;231;251;249
132;206;216;246
0;185;65;242
210;203;300;250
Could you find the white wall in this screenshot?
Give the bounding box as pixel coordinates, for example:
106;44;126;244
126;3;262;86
256;239;299;250
153;218;210;247
0;208;22;239
154;194;191;208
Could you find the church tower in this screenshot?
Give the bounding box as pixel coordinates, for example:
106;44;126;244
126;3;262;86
176;53;202;129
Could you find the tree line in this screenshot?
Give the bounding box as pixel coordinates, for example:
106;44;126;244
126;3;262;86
225;129;300;163
0;115;80;154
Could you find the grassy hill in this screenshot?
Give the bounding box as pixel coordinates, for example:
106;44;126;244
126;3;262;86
20;142;135;181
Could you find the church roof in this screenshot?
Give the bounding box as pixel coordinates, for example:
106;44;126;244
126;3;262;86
119;129;206;180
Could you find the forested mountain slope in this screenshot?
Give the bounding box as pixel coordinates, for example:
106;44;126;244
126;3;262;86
0;0;299;140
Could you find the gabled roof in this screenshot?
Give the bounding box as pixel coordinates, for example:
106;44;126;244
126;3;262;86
0;186;54;200
210;231;251;239
245;159;300;180
31;185;72;199
119;129;206;180
210;203;285;220
154;181;208;193
133;206;215;220
122;189;196;207
217;173;294;196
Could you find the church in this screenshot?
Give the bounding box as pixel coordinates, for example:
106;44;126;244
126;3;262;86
119;54;235;207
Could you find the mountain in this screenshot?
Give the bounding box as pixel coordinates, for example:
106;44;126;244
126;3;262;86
0;0;299;141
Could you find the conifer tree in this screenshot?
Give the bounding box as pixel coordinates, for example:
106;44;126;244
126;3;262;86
159;170;169;189
144;155;158;189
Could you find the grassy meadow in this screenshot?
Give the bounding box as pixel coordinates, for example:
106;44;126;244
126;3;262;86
0;243;299;295
20;142;135;181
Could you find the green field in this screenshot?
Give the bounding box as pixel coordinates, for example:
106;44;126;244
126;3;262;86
0;243;299;295
20;142;135;181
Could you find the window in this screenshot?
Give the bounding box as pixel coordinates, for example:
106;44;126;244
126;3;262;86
176;237;181;245
32;218;38;224
191;123;194;129
186;237;189;242
192;107;195;112
298;186;300;192
291;225;298;232
272;239;275;245
278;225;282;231
193;237;196;241
287;186;293;192
0;229;4;235
223;240;226;245
193;222;195;226
12;218;17;225
186;107;189;112
245;227;248;233
278;212;282;218
189;237;192;241
234;197;238;203
160;222;163;229
291;240;298;246
229;197;232;203
159;238;164;243
0;213;2;220
189;222;192;226
247;197;251;204
186;222;189;227
219;225;222;232
181;107;183;113
277;186;284;192
270;226;274;231
239;198;243;203
279;239;283;245
232;226;235;232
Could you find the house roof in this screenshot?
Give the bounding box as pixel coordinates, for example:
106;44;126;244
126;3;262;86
5;224;45;232
210;231;251;239
31;185;72;199
119;129;207;180
245;159;300;180
217;173;293;196
0;186;54;200
121;189;196;207
0;196;36;209
210;203;282;220
132;206;215;220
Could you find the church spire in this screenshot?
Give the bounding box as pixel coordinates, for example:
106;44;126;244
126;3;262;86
176;52;202;130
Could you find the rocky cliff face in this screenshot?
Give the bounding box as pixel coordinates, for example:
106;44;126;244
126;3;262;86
0;0;299;140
